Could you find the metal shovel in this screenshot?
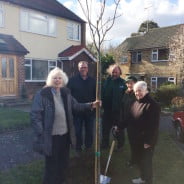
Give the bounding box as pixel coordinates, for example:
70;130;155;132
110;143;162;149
100;140;116;184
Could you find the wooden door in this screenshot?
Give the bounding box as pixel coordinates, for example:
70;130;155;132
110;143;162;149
0;55;17;96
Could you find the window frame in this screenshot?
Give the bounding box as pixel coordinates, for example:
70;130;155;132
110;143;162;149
120;55;128;64
20;9;57;37
0;2;4;28
25;58;57;82
151;76;176;90
151;48;169;62
67;21;81;41
131;51;142;63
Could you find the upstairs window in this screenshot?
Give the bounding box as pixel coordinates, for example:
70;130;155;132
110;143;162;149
67;22;81;41
0;3;4;27
20;10;56;36
131;51;142;63
151;49;169;62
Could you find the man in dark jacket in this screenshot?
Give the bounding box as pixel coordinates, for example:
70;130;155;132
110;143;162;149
101;64;127;150
117;81;160;184
120;76;137;167
67;61;96;153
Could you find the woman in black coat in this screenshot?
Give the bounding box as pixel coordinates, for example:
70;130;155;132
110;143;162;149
31;67;98;184
117;81;160;184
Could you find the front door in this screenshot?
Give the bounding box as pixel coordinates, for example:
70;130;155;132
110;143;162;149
0;55;17;96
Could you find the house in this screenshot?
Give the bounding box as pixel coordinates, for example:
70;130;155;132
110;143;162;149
117;24;184;91
0;0;96;98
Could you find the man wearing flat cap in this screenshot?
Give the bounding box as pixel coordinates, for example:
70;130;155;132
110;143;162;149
119;75;138;167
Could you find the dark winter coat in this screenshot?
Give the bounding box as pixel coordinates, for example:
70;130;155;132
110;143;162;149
102;76;127;113
67;74;96;103
120;93;161;147
120;89;136;124
30;87;92;156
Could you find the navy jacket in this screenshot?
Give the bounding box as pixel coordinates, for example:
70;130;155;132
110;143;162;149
30;87;92;156
67;74;96;103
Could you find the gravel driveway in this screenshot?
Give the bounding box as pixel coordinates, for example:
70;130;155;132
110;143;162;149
0;127;43;171
0;113;183;171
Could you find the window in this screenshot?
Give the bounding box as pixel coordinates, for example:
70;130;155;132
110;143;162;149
151;49;169;62
9;58;15;78
131;51;142;63
48;60;57;72
0;3;4;27
1;57;7;78
20;10;56;36
67;22;81;41
25;59;57;81
120;56;128;64
151;77;175;90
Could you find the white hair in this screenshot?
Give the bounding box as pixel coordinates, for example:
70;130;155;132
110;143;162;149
46;67;68;87
133;81;148;92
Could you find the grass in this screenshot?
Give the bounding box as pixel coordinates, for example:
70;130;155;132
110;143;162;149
0;107;30;132
0;132;184;184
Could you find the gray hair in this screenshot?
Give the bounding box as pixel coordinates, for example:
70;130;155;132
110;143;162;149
78;61;88;68
46;67;68;87
106;64;122;75
133;81;147;92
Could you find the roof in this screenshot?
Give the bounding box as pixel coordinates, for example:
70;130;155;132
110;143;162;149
0;33;29;55
119;24;183;51
0;0;85;23
58;45;96;62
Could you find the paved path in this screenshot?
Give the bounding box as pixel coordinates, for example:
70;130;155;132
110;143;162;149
0;113;183;171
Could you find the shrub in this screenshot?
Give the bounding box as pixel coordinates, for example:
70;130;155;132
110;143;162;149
154;84;180;107
171;96;184;111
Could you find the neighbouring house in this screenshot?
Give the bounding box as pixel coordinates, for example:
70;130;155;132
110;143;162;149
0;0;96;98
117;24;184;91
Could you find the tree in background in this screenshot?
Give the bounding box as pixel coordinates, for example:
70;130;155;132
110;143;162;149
138;20;159;33
101;53;115;80
77;1;121;183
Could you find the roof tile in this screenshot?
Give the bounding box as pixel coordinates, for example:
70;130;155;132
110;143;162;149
120;24;183;51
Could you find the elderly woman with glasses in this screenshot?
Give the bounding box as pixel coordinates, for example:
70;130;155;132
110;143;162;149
31;67;98;184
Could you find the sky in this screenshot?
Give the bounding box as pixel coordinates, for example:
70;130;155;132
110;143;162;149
57;0;184;47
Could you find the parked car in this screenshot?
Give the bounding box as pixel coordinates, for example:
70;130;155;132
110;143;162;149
172;111;184;142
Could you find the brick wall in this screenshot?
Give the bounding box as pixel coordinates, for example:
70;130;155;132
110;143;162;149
17;55;25;98
124;49;180;86
25;82;45;99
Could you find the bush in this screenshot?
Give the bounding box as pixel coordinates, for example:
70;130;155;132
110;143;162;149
154;84;181;107
171;96;184;111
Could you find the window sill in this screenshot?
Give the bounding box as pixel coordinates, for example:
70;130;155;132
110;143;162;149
131;62;141;64
67;38;81;42
20;30;56;38
151;60;169;62
25;80;45;82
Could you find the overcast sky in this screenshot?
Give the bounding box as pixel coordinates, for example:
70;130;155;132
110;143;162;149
57;0;184;47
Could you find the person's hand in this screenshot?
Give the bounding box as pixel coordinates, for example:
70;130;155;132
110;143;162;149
91;100;102;108
112;126;119;139
144;144;151;149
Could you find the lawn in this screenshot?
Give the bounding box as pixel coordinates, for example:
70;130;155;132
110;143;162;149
0;132;184;184
0;107;30;132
